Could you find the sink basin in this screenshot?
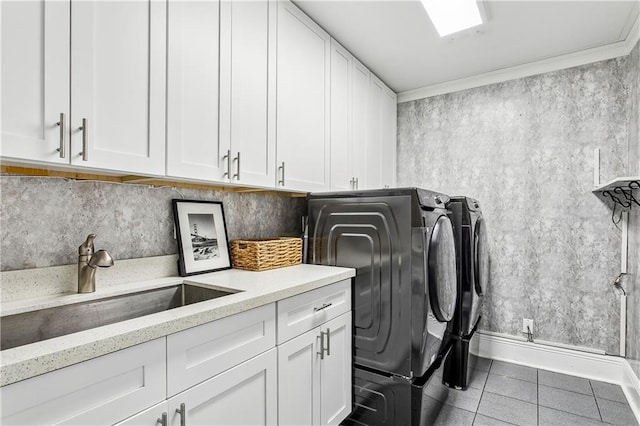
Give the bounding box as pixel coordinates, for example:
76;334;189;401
1;283;236;351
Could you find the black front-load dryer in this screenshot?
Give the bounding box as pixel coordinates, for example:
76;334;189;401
442;196;488;390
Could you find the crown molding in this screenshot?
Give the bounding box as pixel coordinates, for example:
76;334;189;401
398;12;640;104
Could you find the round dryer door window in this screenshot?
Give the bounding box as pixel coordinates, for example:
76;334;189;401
428;215;457;322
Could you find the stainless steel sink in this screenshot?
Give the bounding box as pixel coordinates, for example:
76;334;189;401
1;284;236;351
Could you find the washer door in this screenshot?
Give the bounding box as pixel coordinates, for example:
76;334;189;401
471;217;488;328
428;215;458;322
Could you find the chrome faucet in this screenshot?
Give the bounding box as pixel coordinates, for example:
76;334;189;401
78;234;114;293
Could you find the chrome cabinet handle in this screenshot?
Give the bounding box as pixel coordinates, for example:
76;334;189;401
317;331;325;360
233;151;240;180
175;403;186;426
278;162;285;186
157;412;168;426
222;149;231;179
325;327;330;356
78;118;88;161
317;329;330;359
56;113;66;158
314;302;332;312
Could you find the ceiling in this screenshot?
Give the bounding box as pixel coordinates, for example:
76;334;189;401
294;1;640;97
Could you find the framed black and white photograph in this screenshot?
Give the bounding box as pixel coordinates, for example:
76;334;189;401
172;199;231;276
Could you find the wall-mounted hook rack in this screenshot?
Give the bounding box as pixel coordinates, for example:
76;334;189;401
592;176;640;211
591;176;640;276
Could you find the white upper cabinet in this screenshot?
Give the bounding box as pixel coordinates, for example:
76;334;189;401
365;73;396;189
351;59;370;190
330;40;352;192
166;0;224;181
219;0;276;188
276;0;331;192
380;84;397;189
71;1;166;175
1;0;396;192
1;0;166;175
365;75;385;190
328;40;397;192
1;0;70;164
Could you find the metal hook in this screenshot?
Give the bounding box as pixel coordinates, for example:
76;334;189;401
603;190;630;208
614;185;640;207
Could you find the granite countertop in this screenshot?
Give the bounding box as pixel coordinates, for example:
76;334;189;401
0;264;355;387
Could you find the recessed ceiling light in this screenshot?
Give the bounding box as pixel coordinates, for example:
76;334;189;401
420;0;483;37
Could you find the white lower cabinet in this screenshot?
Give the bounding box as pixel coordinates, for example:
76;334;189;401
277;280;353;426
319;315;353;426
0;283;353;426
166;303;276;397
278;313;352;426
0;338;166;425
168;348;278;426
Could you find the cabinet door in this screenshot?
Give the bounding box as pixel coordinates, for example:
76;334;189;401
278;327;322;426
115;401;169;426
351;59;369;190
329;40;352;192
276;0;330;192
1;0;70;164
70;0;166;175
168;348;277;426
219;0;276;187
0;339;166;425
365;74;397;190
320;312;353;426
380;86;397;189
365;74;385;190
167;0;226;181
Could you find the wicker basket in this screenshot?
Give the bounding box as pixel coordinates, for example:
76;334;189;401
230;237;302;271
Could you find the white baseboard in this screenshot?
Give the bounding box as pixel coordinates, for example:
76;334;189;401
623;360;640;422
472;331;640;422
473;331;624;383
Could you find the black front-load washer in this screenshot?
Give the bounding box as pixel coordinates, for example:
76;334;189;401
442;196;488;390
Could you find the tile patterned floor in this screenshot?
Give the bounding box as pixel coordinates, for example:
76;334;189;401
429;358;639;426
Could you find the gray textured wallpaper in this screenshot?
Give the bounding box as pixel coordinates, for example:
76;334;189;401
0;176;306;271
397;54;635;354
627;40;640;378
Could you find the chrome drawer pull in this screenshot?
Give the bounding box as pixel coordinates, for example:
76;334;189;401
175;403;186;426
56;112;66;158
278;162;285;186
222;149;231;178
325;327;330;356
314;302;332;312
78;118;88;161
157;412;168;426
317;330;326;360
233;151;240;180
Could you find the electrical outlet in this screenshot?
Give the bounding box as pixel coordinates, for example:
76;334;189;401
522;318;534;333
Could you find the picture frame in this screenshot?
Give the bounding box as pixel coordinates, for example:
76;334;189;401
172;199;231;276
